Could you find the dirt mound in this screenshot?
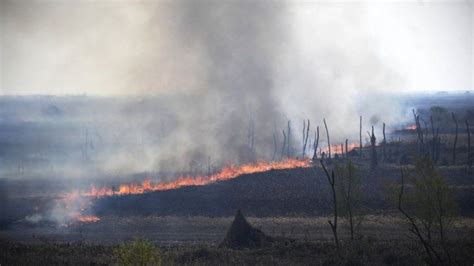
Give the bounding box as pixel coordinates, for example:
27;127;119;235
219;209;274;249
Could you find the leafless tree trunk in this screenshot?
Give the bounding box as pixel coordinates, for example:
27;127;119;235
345;139;348;157
452;112;458;165
302;120;305;145
370;126;377;169
312;126;320;161
302;120;310;158
320;160;339;250
420;117;429;142
324;118;331;160
382;122;386;162
413;110;424;155
466;120;472;170
359;116;362;158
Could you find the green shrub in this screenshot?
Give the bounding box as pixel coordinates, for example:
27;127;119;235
115;239;162;266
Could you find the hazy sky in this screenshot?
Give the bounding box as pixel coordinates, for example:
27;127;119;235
0;0;472;95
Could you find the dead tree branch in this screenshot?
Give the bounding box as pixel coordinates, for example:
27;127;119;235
303;120;310;158
324;118;331;160
320;160;339;250
370;126;377;169
312;126;320;161
345;139;348;157
382;123;386;162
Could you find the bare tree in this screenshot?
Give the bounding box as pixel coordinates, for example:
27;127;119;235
302;120;310;158
324;118;331;160
335;160;362;241
382;123;386;162
320;160;339;250
312;126;320;161
413;109;424;154
452;112;458;165
369;126;377;169
345;139;348;157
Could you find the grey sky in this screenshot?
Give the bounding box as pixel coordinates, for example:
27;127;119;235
0;0;472;95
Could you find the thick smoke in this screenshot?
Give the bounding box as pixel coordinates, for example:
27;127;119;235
148;1;290;169
0;0;407;179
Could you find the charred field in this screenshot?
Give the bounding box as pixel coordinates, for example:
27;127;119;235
2;0;474;263
1;92;474;265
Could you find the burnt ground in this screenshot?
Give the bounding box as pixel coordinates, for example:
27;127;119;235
90;163;474;218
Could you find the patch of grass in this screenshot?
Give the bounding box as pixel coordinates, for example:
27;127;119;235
115;238;162;266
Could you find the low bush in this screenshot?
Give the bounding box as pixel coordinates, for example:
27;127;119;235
115;238;161;266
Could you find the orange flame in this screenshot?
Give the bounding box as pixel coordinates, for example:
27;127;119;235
80;159;311;198
76;215;101;223
61;159;310;224
319;142;359;155
404;124;417;131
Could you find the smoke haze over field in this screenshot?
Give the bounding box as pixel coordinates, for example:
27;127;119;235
0;0;472;178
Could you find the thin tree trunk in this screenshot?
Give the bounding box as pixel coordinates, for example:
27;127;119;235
345;139;348;157
324;118;331;160
321;160;339;250
302;120;305;157
303;120;310;158
370;126;377;169
382;122;386;162
312;126;320;161
413;109;424;154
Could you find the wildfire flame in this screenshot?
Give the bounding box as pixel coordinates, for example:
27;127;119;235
77;215;101;223
80;158;311;198
60;159;311;224
319;143;359;155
